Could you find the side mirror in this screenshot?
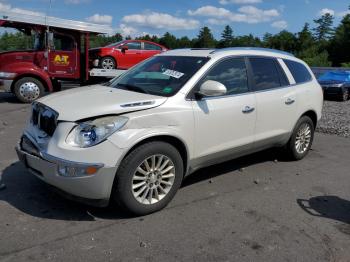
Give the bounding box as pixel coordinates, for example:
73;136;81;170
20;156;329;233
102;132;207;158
47;32;54;50
121;45;129;52
196;80;227;99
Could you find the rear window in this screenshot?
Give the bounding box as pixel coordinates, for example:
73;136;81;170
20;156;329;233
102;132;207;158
249;57;282;91
283;59;312;84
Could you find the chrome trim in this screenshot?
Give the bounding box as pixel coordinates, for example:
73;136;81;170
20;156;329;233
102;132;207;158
242;106;255;113
212;47;295;57
120;100;155;108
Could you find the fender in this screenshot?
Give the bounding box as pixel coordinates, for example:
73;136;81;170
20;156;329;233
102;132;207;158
6;62;53;92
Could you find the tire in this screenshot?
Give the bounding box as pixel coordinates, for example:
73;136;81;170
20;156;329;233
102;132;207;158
285;116;315;161
100;56;116;69
14;77;45;103
339;89;349;101
113;141;184;215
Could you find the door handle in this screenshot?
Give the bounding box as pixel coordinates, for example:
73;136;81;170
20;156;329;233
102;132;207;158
285;98;295;105
242;106;255;114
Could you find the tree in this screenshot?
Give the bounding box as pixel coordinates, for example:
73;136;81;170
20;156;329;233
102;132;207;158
329;11;350;66
297;23;314;51
232;34;262;47
263;30;297;52
194;27;216;48
313;13;334;41
159;32;178;49
219;25;234;48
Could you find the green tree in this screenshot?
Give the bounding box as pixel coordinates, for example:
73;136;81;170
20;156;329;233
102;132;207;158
330;13;350;65
219;25;234;48
263;30;297;52
194;27;216;48
297;23;314;51
313;13;334;41
232;34;262;47
159;32;178;49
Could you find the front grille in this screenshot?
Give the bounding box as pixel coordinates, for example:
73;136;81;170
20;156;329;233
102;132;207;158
31;103;58;136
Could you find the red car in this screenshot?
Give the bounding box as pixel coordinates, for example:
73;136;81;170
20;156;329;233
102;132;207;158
89;40;168;70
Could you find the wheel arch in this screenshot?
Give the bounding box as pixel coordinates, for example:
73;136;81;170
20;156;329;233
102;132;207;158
300;110;318;128
118;135;189;177
11;73;53;93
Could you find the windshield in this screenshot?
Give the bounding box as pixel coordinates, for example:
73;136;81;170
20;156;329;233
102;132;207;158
108;56;210;97
106;41;124;47
318;71;350;82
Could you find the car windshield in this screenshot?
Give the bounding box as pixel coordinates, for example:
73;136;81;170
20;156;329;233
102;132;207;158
106;41;124;47
318;71;350;82
107;56;210;97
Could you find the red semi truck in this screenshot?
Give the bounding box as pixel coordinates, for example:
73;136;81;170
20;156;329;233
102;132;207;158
0;11;123;103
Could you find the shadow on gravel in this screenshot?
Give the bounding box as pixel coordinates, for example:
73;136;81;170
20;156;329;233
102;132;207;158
0;93;20;104
0;161;132;221
0;148;285;221
297;196;350;225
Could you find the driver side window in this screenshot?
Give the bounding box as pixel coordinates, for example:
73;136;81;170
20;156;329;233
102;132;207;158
202;58;249;96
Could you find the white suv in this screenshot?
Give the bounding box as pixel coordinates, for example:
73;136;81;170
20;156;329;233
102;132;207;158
16;48;323;215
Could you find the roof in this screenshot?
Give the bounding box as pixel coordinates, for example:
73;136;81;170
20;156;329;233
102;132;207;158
161;47;296;60
0;11;112;34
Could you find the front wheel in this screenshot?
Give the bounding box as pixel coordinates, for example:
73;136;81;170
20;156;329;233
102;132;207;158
113;141;184;215
13;77;45;103
285;116;315;160
100;57;116;69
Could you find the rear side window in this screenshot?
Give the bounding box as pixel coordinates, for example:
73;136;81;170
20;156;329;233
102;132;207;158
144;43;162;51
283;59;312;84
249;58;282;91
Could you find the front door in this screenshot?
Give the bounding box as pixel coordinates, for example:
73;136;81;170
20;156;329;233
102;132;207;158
118;41;142;69
191;57;257;167
48;33;79;78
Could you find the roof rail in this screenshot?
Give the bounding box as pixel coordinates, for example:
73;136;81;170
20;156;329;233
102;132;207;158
213;47;295;57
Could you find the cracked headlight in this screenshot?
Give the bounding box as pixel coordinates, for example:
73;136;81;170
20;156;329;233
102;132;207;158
66;116;128;148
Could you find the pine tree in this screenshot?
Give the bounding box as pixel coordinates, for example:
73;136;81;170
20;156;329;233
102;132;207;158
219;25;234;47
195;27;216;48
297;23;314;51
313;13;334;41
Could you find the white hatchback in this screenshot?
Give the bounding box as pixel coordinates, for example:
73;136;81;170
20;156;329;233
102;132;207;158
16;48;323;215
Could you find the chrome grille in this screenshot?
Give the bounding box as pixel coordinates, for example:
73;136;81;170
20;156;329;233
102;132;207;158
31;103;58;136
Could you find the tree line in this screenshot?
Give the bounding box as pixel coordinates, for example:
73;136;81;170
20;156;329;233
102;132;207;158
0;7;349;67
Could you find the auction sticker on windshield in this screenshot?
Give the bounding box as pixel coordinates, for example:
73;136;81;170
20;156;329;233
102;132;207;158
162;69;184;79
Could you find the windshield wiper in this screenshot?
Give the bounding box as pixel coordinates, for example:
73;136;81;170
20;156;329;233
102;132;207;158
117;83;149;94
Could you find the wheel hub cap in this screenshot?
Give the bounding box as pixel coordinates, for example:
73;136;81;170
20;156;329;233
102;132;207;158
102;59;114;69
19;82;40;100
295;123;312;154
132;154;175;205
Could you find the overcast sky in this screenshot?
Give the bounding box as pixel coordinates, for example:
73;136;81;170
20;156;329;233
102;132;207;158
0;0;349;38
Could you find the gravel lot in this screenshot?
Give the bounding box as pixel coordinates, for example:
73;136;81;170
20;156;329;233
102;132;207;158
0;91;350;262
317;99;350;138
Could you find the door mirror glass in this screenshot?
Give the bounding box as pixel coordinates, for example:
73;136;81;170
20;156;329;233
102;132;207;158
198;80;227;98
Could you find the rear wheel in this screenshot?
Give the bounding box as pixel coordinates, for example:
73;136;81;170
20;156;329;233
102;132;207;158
100;57;116;69
285;116;315;160
113;141;183;215
13;77;45;103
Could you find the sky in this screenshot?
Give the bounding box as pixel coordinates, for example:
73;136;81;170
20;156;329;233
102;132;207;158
0;0;349;39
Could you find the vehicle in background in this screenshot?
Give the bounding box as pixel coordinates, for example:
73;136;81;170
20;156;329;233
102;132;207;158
89;40;168;70
0;11;125;103
318;71;350;101
16;47;323;215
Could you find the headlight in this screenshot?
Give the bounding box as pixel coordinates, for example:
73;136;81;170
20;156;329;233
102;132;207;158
66;116;128;148
0;72;17;79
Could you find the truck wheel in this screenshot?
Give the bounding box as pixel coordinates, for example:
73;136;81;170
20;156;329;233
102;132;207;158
285;116;314;160
14;77;45;103
113;141;184;216
100;57;116;69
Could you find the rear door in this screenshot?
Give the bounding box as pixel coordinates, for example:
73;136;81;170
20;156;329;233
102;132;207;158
142;42;163;60
191;57;257;167
247;57;297;148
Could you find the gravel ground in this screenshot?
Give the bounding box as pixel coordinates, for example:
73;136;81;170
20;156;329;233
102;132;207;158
317;99;350;138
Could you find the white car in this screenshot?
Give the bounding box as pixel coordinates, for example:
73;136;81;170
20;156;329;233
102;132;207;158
16;48;323;215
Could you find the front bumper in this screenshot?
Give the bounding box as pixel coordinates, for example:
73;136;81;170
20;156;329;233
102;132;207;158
15;143;118;206
0;79;13;92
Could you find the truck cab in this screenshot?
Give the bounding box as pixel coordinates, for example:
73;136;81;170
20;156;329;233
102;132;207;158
0;11;111;103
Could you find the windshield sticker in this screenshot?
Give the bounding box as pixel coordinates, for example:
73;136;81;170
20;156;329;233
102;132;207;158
162;69;184;79
163;87;173;94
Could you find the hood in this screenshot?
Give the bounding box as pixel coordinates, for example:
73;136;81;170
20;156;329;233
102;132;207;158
38;85;167;121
